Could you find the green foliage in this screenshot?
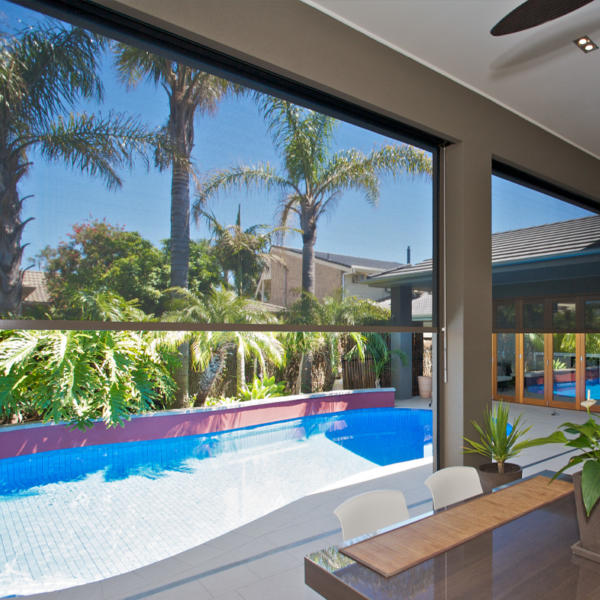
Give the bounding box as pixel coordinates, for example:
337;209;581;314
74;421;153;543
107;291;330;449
463;402;538;473
0;24;166;314
553;358;567;370
160;239;223;300
345;332;406;379
40;220;166;315
38;220;223;315
0;328;175;429
238;376;286;401
197;205;287;296
204;395;238;407
529;403;600;517
160;288;284;400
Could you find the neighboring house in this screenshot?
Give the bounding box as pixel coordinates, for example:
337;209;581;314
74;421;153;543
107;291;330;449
367;216;600;325
256;245;403;307
22;270;50;309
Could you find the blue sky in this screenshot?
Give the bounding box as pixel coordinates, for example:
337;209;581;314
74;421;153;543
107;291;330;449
3;1;594;271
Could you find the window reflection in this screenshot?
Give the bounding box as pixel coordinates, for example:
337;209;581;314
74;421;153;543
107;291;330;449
523;333;544;400
552;333;576;404
585;334;600;403
496;333;516;396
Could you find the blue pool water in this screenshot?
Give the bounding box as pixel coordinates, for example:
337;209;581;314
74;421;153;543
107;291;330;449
0;408;432;596
527;381;600;399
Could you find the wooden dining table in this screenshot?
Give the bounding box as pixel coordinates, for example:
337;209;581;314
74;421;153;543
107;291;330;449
304;473;600;599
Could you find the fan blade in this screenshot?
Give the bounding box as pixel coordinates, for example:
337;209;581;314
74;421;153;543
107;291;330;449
491;0;595;36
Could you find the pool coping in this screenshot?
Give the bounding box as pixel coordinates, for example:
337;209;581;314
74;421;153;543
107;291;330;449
0;388;396;459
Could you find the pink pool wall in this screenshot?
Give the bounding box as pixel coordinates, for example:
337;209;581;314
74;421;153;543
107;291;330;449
0;388;395;459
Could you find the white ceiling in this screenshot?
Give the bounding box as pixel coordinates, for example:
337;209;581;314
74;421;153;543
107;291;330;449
302;0;600;158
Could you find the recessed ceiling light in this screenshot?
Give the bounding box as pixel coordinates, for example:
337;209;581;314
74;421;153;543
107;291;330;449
574;35;598;53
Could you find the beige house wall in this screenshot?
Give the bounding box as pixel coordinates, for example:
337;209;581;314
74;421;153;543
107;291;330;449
267;248;343;307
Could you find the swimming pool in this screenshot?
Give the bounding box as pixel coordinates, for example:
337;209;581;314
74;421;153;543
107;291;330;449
527;381;600;400
0;407;432;596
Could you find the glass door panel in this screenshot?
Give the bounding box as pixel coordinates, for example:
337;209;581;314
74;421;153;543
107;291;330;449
552;333;577;406
495;302;516;330
523;302;544;331
585;302;600;331
585;334;600;403
496;333;516;398
523;333;545;402
552;302;576;331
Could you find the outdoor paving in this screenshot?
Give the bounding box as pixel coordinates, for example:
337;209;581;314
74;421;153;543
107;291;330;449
20;399;588;600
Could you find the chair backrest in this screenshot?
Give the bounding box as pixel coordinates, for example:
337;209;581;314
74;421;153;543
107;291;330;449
334;489;409;541
424;466;483;510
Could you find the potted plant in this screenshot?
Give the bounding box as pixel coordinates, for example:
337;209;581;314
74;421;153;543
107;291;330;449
530;397;600;558
417;374;432;399
417;349;432;399
463;401;539;493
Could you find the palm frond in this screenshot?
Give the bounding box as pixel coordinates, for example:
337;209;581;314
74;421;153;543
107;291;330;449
113;44;173;89
2;24;104;133
194;164;294;218
29;111;161;190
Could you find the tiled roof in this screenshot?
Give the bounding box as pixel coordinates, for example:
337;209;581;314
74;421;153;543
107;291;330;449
22;270;50;304
273;246;403;271
369;215;600;282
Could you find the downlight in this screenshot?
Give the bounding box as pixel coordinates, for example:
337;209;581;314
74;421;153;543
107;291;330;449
574;35;598;53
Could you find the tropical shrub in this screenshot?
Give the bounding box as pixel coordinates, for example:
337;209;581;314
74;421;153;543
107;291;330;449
238;376;286;401
529;399;600;516
38;221;223;316
204;395;239;407
160;288;284;404
0;327;175;429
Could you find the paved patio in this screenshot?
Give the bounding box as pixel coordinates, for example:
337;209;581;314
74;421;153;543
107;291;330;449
22;400;588;600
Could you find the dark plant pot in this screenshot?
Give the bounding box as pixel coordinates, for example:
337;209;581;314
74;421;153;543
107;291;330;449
573;471;600;555
478;462;522;494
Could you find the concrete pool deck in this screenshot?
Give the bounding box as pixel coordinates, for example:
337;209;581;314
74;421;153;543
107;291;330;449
18;399;589;600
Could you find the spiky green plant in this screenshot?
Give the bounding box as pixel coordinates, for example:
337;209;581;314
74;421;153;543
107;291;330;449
463;402;538;474
238;376;286;401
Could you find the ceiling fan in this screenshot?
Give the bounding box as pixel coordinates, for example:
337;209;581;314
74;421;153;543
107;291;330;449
491;0;595;36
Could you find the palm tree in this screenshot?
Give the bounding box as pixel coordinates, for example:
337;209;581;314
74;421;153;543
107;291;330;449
114;47;237;290
161;287;283;404
195;97;432;297
195;99;430;390
198;204;291;296
0;24;160;315
115;46;239;406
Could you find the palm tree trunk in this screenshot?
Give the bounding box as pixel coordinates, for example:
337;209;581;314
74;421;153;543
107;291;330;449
300;216;317;392
194;342;234;406
301;224;316;296
0;165;26;316
170;160;190;289
237;344;245;391
169;103;193;407
170;160;191;407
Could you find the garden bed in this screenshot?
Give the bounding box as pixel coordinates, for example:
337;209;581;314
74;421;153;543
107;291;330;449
0;388;395;459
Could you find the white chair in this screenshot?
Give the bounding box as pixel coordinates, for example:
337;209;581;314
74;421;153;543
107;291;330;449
424;466;483;510
334;489;409;541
